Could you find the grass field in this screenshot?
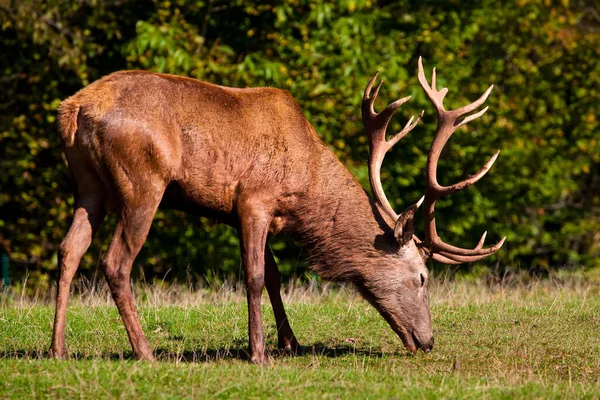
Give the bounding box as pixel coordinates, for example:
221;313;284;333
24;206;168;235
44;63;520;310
1;272;600;399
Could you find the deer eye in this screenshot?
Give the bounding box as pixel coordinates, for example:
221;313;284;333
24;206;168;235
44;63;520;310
419;273;426;287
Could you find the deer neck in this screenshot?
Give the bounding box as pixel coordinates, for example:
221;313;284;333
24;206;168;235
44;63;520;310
291;151;396;281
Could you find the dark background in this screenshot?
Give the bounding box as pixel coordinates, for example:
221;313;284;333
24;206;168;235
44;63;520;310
1;0;598;290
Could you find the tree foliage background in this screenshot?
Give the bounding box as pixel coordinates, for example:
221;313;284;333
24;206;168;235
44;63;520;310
1;0;599;288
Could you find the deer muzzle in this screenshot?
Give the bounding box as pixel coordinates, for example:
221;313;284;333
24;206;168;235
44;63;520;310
411;330;434;354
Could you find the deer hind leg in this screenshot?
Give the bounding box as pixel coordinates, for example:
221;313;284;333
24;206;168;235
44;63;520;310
264;246;299;354
50;147;107;359
100;191;163;361
50;197;106;358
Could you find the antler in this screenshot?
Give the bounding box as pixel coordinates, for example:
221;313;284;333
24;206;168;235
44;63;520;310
417;57;505;263
362;71;423;222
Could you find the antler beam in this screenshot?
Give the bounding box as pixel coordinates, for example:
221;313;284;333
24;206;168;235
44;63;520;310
362;71;423;222
417;57;505;261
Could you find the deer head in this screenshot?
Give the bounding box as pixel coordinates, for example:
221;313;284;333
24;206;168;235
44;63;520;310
357;57;505;353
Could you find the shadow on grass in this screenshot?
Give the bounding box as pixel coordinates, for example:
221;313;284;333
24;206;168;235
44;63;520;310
3;343;411;363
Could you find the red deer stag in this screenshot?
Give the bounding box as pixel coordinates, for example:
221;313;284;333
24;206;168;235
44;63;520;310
51;57;504;364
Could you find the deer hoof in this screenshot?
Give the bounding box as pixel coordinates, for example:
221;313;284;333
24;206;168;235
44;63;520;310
48;347;66;359
250;352;270;365
279;338;301;355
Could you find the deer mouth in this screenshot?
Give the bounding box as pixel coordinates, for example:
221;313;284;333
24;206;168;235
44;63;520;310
386;322;418;354
411;330;428;353
404;331;418;354
355;287;430;354
370;306;420;354
411;329;434;353
392;324;432;354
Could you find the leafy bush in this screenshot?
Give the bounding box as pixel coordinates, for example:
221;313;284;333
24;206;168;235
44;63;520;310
1;0;598;285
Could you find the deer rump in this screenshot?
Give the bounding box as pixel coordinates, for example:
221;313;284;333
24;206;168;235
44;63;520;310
51;60;503;364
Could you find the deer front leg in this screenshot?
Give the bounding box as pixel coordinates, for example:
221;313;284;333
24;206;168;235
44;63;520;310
238;198;272;365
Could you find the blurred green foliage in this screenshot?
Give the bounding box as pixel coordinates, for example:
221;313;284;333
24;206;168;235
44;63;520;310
1;0;599;286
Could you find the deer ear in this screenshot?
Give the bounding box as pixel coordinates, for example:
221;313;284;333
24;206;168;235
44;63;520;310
394;197;424;246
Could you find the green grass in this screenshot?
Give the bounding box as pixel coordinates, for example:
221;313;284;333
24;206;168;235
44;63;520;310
1;275;600;399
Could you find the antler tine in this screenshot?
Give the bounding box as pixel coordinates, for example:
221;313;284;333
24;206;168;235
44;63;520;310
439;150;500;196
427;232;505;264
474;231;487;250
454;85;494;120
418;57;448;112
363;72;381;117
388;110;425;148
418;57;505;260
431;250;501;265
435;236;506;257
361;71;422;222
430;253;465;265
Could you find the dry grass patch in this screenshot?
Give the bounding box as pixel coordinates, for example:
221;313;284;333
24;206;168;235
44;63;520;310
1;271;600;398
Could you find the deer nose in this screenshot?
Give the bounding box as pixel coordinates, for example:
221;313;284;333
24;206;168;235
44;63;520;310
421;336;434;353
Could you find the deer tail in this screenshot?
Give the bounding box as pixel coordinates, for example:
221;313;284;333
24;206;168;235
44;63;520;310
57;99;80;147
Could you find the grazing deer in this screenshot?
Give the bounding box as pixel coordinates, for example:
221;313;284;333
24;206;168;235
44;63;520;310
51;57;504;364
